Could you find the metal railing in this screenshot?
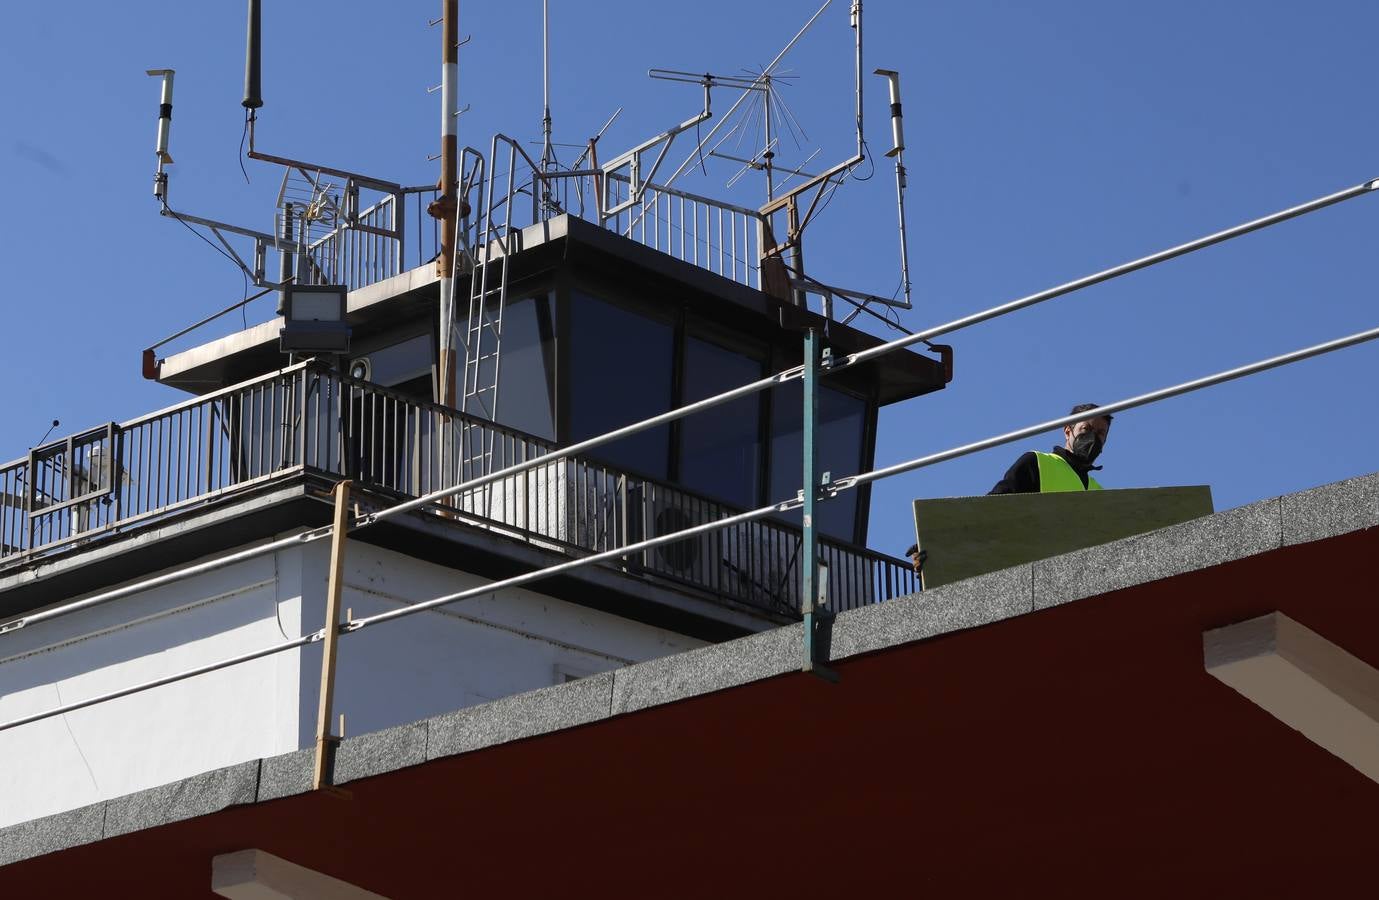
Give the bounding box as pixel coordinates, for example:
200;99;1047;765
481;137;767;290
602;174;764;289
0;363;913;614
1;367;310;559
305;194;403;291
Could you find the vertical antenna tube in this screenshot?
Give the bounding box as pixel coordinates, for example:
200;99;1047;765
893;151;912;307
541;0;553;174
851;0;863;158
876;69;911;308
147;69;175;201
242;0;264;109
438;0;459;408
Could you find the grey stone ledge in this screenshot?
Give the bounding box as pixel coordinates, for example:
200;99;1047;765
1032;497;1283;610
610;622;801;715
6;470;1376;866
427;672;614;761
0;801;106;867
832;564;1033;662
1281;472;1379;547
103;760;260;839
255;747;315;803
333;721;428;786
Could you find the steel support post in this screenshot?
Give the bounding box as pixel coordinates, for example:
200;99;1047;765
801;329;837;681
312;480;351;792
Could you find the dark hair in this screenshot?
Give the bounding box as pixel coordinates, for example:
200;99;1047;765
1070;402;1113;422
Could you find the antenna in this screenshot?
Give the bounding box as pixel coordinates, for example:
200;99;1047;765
145;69;175;202
243;0;263;111
540;0;553;174
874;68;913;310
662;0;835;191
33;419;60;450
597;71;733;216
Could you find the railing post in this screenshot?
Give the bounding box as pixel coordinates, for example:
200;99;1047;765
801;328;837;681
312;479;351;793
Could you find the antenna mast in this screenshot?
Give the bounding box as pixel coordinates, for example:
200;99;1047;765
436;0;460;408
875;69;913;309
541;0;554;174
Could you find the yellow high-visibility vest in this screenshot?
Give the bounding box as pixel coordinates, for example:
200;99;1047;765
1035;451;1103;493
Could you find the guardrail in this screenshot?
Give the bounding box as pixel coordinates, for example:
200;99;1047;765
0;362;913;614
602;174;764;289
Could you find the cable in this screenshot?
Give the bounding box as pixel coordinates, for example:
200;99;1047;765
695;117;708;177
163;205;245;273
162;204;255;329
238;109;253;185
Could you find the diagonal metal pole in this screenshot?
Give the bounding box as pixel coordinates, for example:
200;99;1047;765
5;316;1379;735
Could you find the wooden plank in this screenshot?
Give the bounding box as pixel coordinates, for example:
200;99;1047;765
312;480;351;792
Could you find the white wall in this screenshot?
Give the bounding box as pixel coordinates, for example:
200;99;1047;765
0;535;705;828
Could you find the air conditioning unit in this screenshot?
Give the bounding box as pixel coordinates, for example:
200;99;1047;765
644;493;718;583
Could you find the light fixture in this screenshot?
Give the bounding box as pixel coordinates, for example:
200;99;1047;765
279;284;351;354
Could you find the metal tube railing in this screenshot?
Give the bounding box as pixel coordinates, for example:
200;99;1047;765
7;176;1375;635
5;319;1377;733
365;176;1379;525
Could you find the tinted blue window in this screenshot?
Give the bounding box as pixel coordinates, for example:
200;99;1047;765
567;293;673;478
679;337;762;507
494;294;557;440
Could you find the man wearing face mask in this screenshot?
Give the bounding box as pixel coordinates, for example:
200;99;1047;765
988;403;1113;494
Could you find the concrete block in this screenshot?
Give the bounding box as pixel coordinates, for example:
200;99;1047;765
427;673;614;760
332;721;428;786
255;748;315;802
1282;473;1379;547
1033;498;1282;610
104;760;260;838
0;801;106;866
610;623;800;715
831;564;1033;661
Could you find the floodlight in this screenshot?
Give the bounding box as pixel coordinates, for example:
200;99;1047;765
279;284;351;354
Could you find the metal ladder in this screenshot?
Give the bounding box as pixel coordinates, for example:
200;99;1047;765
457;140;520;505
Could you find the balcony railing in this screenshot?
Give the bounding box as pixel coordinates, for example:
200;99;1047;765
0;363;916;614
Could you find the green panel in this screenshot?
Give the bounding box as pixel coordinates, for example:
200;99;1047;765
912;486;1215;590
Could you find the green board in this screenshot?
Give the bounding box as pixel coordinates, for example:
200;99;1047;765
912;486;1214;590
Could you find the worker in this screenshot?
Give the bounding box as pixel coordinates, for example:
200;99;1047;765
989;403;1113;494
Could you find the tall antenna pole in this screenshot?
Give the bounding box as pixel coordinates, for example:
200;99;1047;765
851;0;863;158
541;0;553;175
437;0;460;408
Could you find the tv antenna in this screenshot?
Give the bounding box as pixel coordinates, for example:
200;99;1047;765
702;66;821;203
594;69;752;216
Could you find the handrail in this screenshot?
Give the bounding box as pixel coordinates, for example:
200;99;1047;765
9;175;1373;619
366;176;1379;526
5;318;1377;732
144;283;287;357
2;361;910;632
16;170;1363;621
1;361;314;471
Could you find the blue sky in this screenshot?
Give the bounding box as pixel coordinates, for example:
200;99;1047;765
1;1;1375;555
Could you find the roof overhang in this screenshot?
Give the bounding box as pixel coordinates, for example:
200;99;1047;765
154;216;949;406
